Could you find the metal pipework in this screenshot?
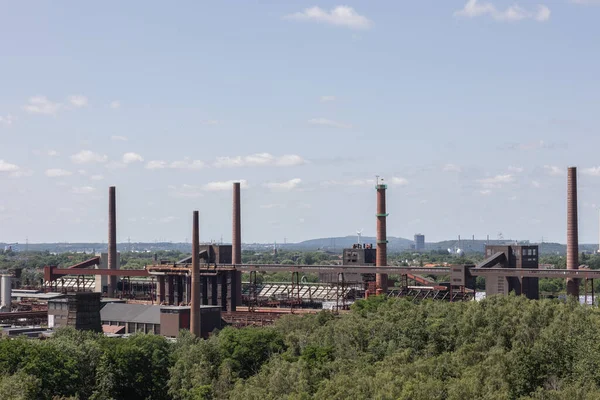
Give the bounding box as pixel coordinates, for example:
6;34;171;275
567;167;580;297
376;181;388;292
191;210;201;337
107;186;117;297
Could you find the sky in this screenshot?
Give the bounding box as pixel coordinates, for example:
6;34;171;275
1;0;600;245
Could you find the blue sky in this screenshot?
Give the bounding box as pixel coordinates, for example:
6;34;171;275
1;1;600;245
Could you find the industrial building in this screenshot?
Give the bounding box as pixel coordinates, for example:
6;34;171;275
414;234;425;252
2;166;596;338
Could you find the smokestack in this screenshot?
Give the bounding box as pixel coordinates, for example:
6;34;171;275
567;167;579;297
191;211;201;337
232;182;242;305
107;186;117;297
376;181;388;292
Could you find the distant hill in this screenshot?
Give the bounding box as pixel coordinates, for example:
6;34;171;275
1;239;598;255
287;236;414;251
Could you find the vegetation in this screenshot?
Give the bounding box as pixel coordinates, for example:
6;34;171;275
3;296;600;398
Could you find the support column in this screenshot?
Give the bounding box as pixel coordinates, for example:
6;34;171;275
227;270;237;312
158;276;165;304
201;276;208;305
177;276;184;305
221;272;228;312
211;276;218;306
167;276;175;305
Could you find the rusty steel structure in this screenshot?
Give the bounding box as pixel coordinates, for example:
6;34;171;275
107;186;117;297
375;180;388;292
191;211;201;337
40;165;599;321
567;167;579;297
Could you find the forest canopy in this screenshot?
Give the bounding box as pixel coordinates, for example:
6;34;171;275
2;295;600;399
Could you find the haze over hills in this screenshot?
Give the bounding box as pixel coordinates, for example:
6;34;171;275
2;237;599;255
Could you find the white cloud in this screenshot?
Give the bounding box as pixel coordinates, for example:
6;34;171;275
480;190;492;195
443;163;462;172
169;158;205;170
284;6;373;30
23;96;62;115
109;100;121;109
263;178;302;191
320;95;336;102
477;174;515;188
47;150;59;157
308;118;352;129
111;135;128;141
532;180;541;188
68;95;88;108
508;166;524;173
71;186;96;194
0;160;20;173
454;0;550;22
70;150;108;164
544;165;565;176
146;160;167;170
275;155;306;167
203;180;249;192
582;167;600;176
159;216;178;224
90;174;104;181
0;114;15;127
390;177;409;186
122;152;144;164
213;153;306;168
9;169;33;178
146;158;205;170
45;169;73;178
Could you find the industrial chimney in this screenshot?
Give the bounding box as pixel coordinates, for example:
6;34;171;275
191;211;201;337
376;180;388;293
107;186;117;297
232;182;242;305
566;167;579;297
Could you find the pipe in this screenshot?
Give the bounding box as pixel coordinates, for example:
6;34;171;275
567;167;579;297
191;210;201;337
232;182;242;306
107;186;117;297
376;181;388;292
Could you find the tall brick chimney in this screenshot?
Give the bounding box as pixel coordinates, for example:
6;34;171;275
566;167;579;297
107;186;117;297
232;182;242;305
376;180;388;292
190;211;201;337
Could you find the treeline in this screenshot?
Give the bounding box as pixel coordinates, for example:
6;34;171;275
3;296;600;399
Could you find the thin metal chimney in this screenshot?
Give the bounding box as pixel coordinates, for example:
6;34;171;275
191;210;201;337
232;182;242;305
107;186;117;297
567;167;579;297
376;180;388;292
